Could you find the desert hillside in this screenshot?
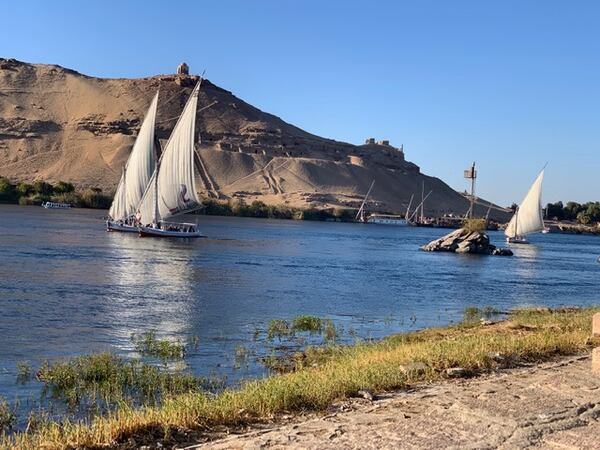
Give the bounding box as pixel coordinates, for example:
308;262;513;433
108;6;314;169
0;58;506;219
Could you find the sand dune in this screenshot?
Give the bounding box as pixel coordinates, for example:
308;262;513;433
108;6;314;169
0;58;508;219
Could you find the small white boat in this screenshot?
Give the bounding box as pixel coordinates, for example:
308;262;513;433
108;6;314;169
138;222;205;238
42;201;71;209
507;236;530;244
505;169;545;244
366;214;408;226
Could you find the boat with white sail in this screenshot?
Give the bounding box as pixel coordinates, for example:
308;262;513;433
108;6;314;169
355;180;410;226
505;169;545;244
136;80;205;238
106;91;159;232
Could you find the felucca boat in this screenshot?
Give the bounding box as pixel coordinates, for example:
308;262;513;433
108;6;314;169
505;169;545;244
136;80;205;238
107;91;159;232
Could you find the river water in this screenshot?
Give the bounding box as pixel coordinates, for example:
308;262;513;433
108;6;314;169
1;204;599;422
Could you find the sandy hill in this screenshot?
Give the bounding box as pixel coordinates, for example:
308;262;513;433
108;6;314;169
0;58;507;219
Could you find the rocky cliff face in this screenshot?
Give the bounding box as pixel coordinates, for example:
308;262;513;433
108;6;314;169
0;58;508;219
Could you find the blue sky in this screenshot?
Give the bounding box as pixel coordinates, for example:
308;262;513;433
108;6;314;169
1;0;598;206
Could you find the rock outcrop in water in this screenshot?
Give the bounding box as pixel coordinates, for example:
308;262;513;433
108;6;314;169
420;228;513;256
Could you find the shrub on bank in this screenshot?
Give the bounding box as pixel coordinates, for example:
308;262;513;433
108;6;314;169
198;198;355;222
78;187;111;209
16;182;34;197
0;177;17;203
0;177;111;208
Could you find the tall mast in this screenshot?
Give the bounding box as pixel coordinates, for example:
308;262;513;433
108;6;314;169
153;161;160;226
405;194;414;221
355;179;375;221
121;166;127;217
420;181;424;223
463;162;477;219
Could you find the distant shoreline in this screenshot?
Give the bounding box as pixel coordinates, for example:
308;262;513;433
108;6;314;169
3;199;600;234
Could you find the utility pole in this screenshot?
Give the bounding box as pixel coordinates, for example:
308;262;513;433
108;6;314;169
464;162;477;219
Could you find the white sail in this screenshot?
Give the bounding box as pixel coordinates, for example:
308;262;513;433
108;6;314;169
108;91;159;220
137;81;202;225
505;169;545;238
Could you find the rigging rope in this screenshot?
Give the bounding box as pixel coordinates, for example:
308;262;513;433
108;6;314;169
155;101;218;125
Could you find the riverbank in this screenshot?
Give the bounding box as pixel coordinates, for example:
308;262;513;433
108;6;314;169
546;221;600;236
202;355;599;449
2;306;599;449
0;177;111;209
180;309;600;450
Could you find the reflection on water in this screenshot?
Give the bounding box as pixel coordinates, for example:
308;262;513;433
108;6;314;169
1;204;599;415
105;234;195;348
509;242;541;281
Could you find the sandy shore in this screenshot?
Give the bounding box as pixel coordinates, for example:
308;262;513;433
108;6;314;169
186;355;600;449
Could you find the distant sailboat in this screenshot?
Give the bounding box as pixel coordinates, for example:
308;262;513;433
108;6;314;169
354;180;409;226
107;91;159;232
355;180;375;223
136;80;205;238
505;169;545;244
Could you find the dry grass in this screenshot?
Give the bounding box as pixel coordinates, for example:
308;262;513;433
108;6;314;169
3;307;599;449
462;218;487;233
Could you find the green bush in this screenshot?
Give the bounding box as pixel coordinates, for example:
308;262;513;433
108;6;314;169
16;182;34;197
32;180;54;196
198;198;353;222
0;177;17;203
51;192;79;206
54;181;75;194
79;188;111;209
18;194;48;206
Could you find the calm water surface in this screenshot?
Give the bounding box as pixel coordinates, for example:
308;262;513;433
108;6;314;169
1;204;599;418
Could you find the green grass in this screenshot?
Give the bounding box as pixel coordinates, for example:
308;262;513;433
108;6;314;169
463;306;504;323
266;319;293;340
3;307;599;450
291;316;323;333
266;315;338;343
15;362;31;384
131;331;186;360
35;353;221;409
462;218;487;233
0;398;15;434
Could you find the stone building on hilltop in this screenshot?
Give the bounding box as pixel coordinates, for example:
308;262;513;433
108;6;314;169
177;62;189;75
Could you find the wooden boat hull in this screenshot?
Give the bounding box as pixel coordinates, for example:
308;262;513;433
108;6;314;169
138;225;206;238
106;221;138;233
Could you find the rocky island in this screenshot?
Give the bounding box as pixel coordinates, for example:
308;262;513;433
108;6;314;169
420;227;513;256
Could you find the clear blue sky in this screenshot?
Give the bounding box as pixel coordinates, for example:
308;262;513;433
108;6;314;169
1;0;598;206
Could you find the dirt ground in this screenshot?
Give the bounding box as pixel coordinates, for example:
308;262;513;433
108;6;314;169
185;355;600;449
